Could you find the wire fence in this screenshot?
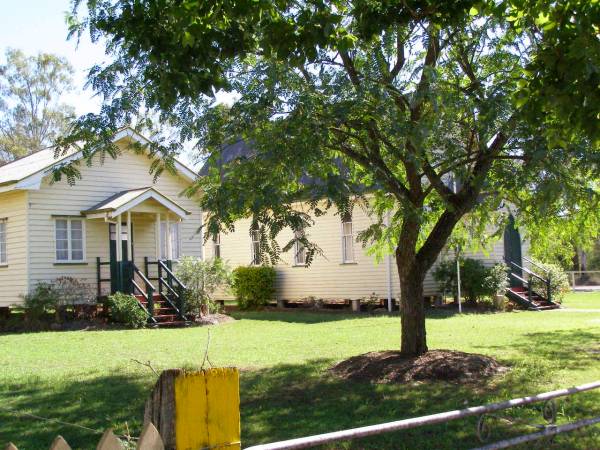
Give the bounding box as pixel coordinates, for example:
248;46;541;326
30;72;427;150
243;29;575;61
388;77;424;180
566;270;600;290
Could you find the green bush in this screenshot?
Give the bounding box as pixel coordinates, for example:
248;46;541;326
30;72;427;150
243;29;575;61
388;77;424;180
175;256;232;316
528;258;570;303
20;282;60;323
483;263;510;295
434;258;508;305
107;292;148;328
232;266;276;309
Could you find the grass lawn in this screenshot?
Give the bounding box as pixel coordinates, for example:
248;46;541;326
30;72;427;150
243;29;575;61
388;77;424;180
1;294;599;449
562;291;600;310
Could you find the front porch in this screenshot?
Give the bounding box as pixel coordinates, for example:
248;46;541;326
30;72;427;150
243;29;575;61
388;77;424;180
84;187;191;326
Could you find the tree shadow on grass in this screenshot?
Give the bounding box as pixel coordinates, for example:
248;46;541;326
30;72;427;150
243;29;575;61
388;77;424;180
474;328;600;372
1;330;598;450
240;357;600;449
0;372;151;450
230;308;505;324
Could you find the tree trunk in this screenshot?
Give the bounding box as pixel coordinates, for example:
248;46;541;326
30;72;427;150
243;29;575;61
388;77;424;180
399;265;428;356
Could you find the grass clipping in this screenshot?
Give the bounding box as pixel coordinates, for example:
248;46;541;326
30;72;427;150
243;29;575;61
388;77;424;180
330;350;507;384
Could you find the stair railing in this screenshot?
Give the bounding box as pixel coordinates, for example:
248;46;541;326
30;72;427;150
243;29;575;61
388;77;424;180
523;257;553;303
510;261;554;305
130;263;158;323
157;260;187;321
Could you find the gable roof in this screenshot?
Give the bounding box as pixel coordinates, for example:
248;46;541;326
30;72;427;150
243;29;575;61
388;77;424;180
0;127;198;193
83;187;190;219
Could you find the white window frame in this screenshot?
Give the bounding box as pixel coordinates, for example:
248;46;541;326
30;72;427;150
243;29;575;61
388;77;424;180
0;218;7;266
341;218;355;263
54;217;86;263
160;221;182;260
250;229;261;265
294;229;307;266
213;233;221;259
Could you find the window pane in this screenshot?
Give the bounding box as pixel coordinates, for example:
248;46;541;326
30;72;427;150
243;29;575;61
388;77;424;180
56;236;69;260
71;227;83;240
170;223;180;259
0;242;6;263
56;228;68;240
343;222;353;235
343;236;354;262
72;249;84;260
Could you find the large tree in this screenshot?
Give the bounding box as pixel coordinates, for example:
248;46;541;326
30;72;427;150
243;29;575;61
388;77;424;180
0;49;75;162
63;0;599;356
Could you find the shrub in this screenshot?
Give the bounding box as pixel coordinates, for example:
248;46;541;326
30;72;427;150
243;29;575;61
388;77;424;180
20;282;60;323
528;258;570;303
483;263;510;296
232;266;276;309
434;258;507;305
107;292;148;328
175;256;232;316
53;277;95;306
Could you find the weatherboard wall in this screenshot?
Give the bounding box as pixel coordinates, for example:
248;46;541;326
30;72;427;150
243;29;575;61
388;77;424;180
0;190;29;307
209;204;520;302
24;145;203;300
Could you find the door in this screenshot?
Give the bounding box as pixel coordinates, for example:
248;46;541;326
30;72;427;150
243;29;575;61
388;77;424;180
109;223;134;293
503;215;523;287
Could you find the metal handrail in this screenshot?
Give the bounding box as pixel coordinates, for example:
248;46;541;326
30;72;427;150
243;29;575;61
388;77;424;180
132;264;157;292
522;256;550;275
159;278;180;299
244;381;600;450
158;260;187;290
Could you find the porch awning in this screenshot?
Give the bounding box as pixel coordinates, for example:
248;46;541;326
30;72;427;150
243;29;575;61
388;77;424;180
82;187;191;219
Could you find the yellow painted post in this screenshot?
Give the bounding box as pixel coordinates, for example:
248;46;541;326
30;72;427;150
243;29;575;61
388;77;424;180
145;368;240;450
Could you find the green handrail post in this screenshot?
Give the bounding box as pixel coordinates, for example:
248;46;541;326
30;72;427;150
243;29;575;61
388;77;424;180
178;284;185;319
167;259;173;287
96;257;101;298
528;274;532;304
547;274;552;303
147;284;155;318
158;261;163;297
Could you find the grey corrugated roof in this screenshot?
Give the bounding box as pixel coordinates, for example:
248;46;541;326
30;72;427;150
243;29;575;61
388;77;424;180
198;139;254;176
0;147;79;185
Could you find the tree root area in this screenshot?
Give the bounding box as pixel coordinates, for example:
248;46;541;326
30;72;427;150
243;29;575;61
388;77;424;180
330;350;508;384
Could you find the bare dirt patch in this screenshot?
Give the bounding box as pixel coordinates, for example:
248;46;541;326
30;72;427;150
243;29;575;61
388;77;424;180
194;313;236;326
330;349;508;384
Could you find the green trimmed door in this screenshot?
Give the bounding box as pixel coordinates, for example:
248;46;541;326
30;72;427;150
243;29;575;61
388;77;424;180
109;223;134;293
503;215;522;287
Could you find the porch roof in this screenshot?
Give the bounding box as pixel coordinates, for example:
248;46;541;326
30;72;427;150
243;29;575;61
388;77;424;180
82;187;191;219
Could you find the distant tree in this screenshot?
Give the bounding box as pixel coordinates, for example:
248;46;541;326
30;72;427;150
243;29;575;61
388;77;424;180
62;0;599;356
0;49;75;162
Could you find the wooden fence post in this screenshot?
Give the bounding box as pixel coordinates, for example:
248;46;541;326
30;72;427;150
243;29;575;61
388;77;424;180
144;368;240;450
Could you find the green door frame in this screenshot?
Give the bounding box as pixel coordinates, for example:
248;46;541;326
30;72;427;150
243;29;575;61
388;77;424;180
109;222;134;293
504;215;523;287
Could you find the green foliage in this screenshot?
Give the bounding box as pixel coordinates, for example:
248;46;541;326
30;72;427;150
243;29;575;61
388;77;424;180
434;258;508;304
483;263;510;295
20;282;60;322
232;266;276;309
528;258;571;303
175;256;232;316
53;276;95;306
0;48;74;162
107;292;147;328
64;0;600;353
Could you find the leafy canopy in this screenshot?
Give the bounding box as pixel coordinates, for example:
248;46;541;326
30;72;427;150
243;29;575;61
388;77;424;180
0;49;75;162
63;0;600;266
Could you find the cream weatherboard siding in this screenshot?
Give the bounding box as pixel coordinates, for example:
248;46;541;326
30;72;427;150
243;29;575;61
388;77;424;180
25;145;203;299
208;205;526;302
0;190;29;307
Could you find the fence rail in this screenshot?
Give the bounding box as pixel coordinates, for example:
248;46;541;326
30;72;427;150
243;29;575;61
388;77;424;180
245;381;600;450
566;270;600;290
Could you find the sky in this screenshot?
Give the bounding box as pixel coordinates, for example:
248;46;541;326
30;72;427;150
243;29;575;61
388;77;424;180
0;0;105;115
0;0;212;167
